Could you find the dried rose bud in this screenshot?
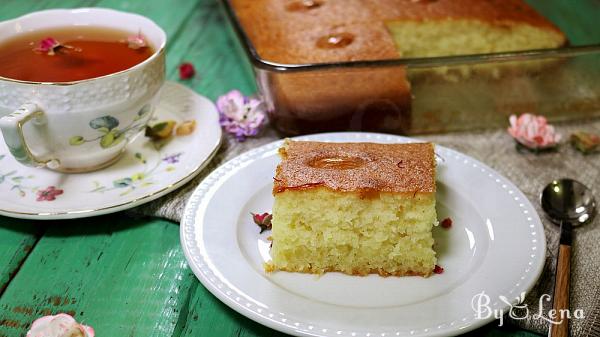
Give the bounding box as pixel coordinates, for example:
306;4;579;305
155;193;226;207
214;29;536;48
34;37;73;56
127;33;147;50
571;131;600;154
179;63;196;80
440;217;452;229
252;212;272;233
176;120;197;136
433;265;444;274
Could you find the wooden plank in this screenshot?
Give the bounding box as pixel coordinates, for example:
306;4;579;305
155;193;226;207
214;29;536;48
93;0;199;41
0;217;198;337
0;0;100;324
164;0;257;99
0;0;101;20
0;1;203;336
174;284;281;337
0;218;43;297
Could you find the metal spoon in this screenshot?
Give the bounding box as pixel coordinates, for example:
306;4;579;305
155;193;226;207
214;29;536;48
541;179;596;337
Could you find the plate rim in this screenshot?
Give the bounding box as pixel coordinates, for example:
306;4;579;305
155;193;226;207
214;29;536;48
0;81;222;220
180;131;546;337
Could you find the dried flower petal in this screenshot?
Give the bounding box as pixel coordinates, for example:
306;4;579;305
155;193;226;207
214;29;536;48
145;120;176;140
176;120;197;136
570;131;600;154
217;90;266;142
433;265;444;274
440;217;452;229
507;113;561;150
127;33;147;50
252;212;272;233
34;37;66;56
179;63;196;80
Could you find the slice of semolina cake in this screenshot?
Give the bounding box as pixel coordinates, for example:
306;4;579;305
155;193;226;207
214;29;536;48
268;140;437;277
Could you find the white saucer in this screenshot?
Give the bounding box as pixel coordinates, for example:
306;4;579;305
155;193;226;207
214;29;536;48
180;132;546;337
0;81;222;220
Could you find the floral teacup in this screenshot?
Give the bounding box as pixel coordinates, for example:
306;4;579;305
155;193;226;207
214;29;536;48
0;8;166;172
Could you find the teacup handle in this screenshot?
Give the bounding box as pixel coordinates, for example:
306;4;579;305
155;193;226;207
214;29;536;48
0;103;60;169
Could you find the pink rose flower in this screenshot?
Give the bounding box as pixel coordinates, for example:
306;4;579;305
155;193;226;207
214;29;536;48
36;186;64;202
217;90;266;142
507;113;561;150
26;313;94;337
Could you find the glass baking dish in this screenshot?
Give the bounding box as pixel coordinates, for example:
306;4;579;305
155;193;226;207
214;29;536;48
222;0;600;135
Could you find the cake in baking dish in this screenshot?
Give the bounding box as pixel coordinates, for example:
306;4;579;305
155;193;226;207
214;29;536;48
268;140;437;277
232;0;566;61
230;0;566;134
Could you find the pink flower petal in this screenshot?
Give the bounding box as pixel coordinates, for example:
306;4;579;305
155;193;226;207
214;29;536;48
127;33;146;49
216;90;266;141
178;63;196;80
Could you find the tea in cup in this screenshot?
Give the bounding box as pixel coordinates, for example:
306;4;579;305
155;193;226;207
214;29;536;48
0;8;166;172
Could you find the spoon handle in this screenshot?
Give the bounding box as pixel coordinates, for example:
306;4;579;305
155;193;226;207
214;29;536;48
550;222;571;337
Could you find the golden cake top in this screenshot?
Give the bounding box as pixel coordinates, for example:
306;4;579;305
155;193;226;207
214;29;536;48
273;140;435;194
232;0;566;64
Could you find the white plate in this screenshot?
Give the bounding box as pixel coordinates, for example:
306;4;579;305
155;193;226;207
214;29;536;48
180;132;545;337
0;81;221;219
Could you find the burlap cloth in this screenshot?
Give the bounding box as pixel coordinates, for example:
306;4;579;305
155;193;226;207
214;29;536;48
133;119;600;336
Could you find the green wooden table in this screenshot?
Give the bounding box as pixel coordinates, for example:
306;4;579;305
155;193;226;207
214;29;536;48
0;1;543;336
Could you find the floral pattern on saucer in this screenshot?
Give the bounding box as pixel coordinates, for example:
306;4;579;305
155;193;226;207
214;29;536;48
69;105;152;149
90;149;185;197
0;154;64;202
0;81;222;219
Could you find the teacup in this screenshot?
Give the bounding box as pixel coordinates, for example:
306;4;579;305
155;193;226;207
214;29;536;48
0;8;166;173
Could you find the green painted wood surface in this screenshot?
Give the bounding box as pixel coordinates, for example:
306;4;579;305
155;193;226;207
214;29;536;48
0;219;44;297
0;1;547;336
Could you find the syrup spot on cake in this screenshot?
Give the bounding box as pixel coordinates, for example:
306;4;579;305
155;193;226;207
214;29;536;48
286;0;323;11
308;156;365;169
433;265;444;274
275;182;325;193
316;32;355;49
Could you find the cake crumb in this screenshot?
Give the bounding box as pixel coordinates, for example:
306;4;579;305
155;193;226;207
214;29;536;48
263;262;275;273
